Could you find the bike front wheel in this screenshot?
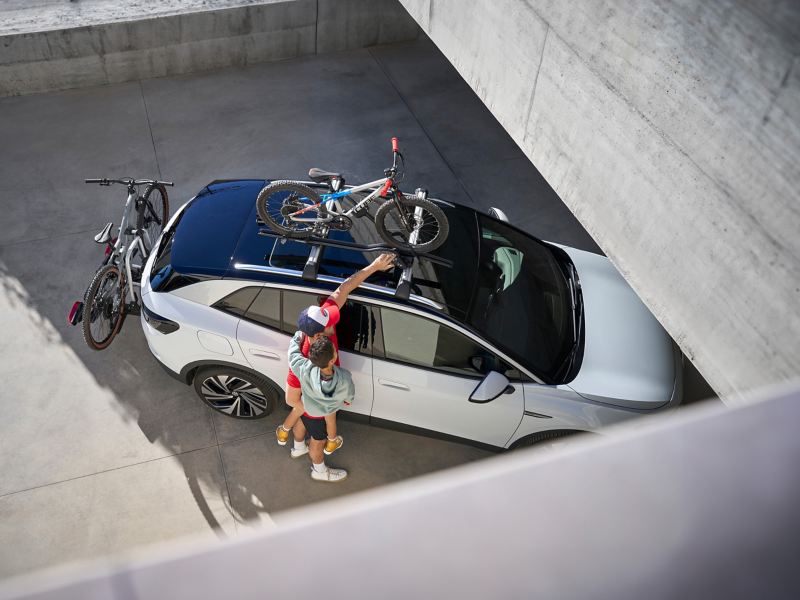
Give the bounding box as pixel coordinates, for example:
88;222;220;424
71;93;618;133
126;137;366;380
137;184;169;252
374;196;449;253
82;263;126;351
256;181;328;238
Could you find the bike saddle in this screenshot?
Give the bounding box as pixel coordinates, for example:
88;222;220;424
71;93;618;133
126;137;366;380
308;168;342;184
94;222;114;244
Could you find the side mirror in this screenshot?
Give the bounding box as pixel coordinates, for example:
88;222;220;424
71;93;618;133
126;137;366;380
469;371;512;404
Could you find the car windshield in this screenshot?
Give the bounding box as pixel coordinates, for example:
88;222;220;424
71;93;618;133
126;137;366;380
467;216;574;382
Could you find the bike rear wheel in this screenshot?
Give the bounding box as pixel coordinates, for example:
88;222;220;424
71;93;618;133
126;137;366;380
256;181;328;238
82;264;126;351
137;184;169;252
374;196;449;253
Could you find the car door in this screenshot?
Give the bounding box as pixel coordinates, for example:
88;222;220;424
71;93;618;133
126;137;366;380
370;306;524;448
237;288;374;418
232;286;290;391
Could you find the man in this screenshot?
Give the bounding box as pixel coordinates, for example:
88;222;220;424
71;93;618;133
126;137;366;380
287;333;355;482
276;254;396;462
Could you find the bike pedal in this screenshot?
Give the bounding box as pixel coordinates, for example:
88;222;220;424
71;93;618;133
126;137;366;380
125;303;141;316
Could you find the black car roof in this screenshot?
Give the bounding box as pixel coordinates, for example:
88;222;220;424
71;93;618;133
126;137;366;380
159;178;482;322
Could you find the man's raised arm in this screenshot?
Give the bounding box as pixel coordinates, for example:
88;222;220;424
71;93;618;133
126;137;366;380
329;253;396;309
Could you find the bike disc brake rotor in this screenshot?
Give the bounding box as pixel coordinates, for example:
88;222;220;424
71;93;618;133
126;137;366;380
277;193;316;231
391;206;439;246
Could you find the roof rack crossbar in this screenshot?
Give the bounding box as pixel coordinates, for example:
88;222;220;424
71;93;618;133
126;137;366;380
257;229;452;303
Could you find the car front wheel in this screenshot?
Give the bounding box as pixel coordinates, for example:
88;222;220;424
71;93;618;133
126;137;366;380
193;366;278;419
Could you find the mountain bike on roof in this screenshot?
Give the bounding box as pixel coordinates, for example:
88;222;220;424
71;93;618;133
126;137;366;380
255;138;450;254
68;177;173;351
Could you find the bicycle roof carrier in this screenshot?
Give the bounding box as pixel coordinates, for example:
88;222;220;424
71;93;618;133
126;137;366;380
257;229;452;302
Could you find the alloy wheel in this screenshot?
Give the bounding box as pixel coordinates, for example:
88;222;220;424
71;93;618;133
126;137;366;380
199;374;269;418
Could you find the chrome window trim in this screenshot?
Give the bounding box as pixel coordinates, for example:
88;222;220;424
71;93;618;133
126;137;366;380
233;264;444;311
243;276;545;384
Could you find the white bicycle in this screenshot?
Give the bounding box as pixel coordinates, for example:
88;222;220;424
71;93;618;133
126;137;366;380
256;138;449;253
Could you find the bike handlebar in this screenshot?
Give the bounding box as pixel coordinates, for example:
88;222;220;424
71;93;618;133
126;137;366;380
392;138;399;152
85;178;174;186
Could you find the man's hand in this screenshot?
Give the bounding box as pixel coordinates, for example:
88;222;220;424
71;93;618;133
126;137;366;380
331;253;397;308
344;401;352;406
369;253;396;272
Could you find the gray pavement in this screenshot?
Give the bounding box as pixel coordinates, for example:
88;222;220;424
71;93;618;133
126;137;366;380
0;38;713;580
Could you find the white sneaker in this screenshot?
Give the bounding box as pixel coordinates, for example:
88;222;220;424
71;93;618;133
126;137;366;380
290;442;309;459
310;466;348;482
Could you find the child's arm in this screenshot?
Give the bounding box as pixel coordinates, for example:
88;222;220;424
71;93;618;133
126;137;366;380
343;377;355;407
287;331;311;377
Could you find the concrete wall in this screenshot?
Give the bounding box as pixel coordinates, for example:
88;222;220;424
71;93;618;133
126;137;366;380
399;0;800;404
3;382;799;599
0;0;419;97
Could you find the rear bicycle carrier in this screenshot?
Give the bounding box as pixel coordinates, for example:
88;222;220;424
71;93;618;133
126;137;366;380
71;177;173;350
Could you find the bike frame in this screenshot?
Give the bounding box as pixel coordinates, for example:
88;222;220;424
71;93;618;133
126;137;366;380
288;177;390;223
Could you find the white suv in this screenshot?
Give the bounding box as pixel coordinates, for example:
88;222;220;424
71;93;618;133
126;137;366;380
140;179;682;451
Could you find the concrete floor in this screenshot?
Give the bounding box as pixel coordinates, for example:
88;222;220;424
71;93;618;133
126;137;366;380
0;38;716;581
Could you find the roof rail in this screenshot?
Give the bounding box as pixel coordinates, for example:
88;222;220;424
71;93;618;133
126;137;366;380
232;263;443;310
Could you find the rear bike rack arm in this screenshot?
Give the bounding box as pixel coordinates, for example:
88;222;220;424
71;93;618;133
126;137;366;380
124;235;148;305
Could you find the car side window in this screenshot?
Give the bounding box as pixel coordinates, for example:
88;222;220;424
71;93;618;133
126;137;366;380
282;291;320;334
243;287;281;330
212;286;260;317
281;290;372;355
378;307;493;378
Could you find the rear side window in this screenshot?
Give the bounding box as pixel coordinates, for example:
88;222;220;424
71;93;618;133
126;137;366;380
212;287;260;317
244;287;281;330
282;291;319;334
378;307;492;378
221;288;373;355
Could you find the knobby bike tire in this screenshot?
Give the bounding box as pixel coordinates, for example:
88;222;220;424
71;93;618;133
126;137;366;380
374;196;450;253
137;184;170;251
82;263;126;351
256;181;328;239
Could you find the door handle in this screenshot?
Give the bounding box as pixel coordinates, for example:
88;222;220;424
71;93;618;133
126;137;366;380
249;349;280;360
378;379;410;391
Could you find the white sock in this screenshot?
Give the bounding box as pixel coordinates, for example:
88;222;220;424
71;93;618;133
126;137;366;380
328;437;337;442
313;461;327;473
294;439;306;451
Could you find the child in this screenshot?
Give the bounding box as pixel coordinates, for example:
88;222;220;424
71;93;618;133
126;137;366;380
287;331;355;482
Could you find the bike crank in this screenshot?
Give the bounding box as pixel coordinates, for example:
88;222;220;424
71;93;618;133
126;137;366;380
328;215;353;232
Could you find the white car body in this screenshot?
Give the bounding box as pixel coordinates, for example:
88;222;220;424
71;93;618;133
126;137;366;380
140;180;682;451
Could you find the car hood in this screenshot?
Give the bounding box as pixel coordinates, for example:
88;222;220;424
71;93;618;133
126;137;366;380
560;246;677;410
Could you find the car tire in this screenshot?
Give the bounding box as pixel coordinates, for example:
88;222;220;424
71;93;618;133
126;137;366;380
509;430;587;454
193;366;279;419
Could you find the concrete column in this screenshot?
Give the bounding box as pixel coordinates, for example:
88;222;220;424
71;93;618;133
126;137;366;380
400;0;800;404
